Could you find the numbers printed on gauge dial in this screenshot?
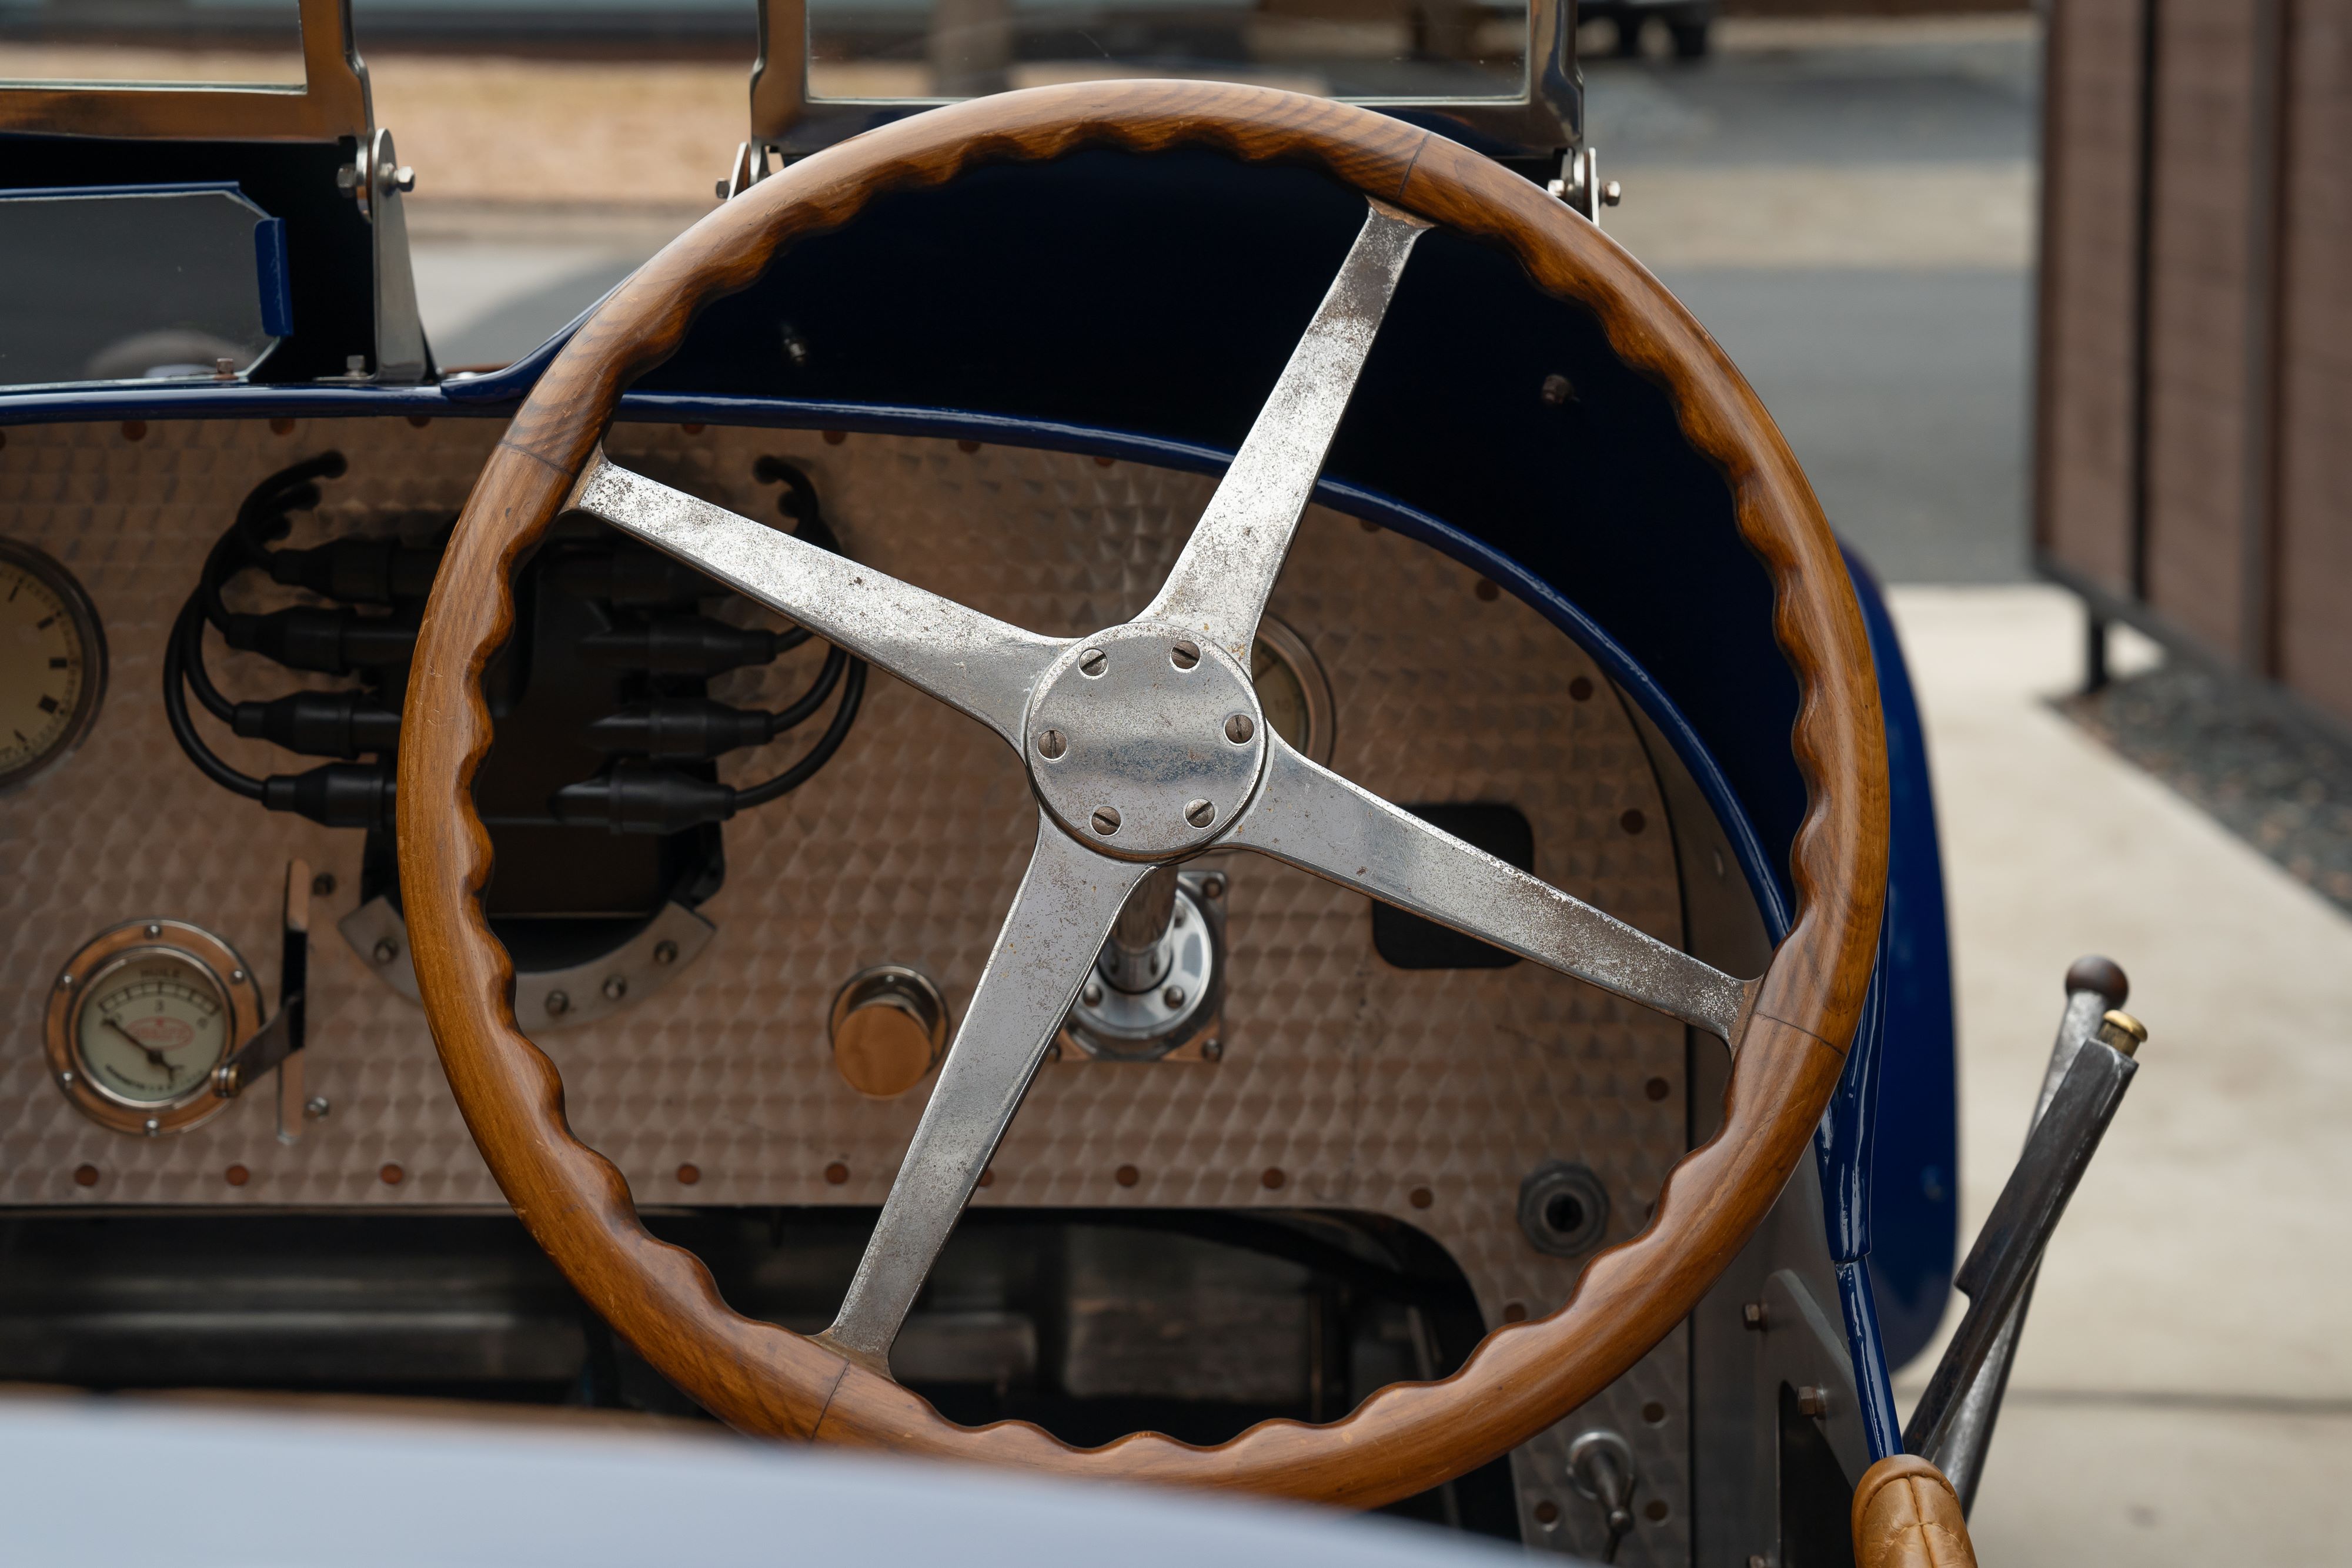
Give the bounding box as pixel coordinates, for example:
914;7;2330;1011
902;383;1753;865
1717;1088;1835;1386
76;953;232;1105
46;921;262;1135
0;539;106;792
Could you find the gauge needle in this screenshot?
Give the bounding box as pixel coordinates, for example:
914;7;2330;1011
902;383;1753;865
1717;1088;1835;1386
101;1016;172;1072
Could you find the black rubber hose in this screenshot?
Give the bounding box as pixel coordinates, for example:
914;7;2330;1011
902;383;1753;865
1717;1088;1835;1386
163;596;265;800
176;592;242;724
764;643;847;737
733;658;867;810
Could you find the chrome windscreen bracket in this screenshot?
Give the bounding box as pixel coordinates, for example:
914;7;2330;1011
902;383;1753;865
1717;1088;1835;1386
338;128;429;383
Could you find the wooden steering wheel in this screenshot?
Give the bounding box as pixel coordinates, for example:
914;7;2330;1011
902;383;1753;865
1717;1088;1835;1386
399;81;1887;1507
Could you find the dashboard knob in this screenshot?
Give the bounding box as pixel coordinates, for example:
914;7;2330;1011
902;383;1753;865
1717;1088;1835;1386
828;967;950;1099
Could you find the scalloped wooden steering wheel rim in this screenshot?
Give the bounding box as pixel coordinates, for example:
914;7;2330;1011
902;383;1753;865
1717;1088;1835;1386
399;80;1887;1507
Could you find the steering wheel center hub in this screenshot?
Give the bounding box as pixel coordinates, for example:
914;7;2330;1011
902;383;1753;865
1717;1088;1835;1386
1026;623;1267;859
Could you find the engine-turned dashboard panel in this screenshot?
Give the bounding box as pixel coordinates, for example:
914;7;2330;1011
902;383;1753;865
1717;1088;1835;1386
1;415;1703;1559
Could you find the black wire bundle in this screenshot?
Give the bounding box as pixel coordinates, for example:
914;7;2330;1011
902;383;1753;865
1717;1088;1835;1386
165;451;868;830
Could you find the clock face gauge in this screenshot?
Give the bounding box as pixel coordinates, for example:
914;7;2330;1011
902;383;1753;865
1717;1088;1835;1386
46;921;262;1135
75;951;234;1106
0;540;105;793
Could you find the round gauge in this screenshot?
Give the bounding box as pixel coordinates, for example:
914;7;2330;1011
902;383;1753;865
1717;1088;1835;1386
46;921;262;1136
1250;615;1335;765
0;538;106;794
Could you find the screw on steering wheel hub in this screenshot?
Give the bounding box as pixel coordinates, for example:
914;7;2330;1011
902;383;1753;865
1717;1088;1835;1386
1025;622;1267;859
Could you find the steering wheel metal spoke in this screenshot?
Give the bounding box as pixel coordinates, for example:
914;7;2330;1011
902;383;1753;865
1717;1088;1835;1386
571;456;1067;750
1225;737;1755;1040
1141;198;1431;665
816;813;1152;1372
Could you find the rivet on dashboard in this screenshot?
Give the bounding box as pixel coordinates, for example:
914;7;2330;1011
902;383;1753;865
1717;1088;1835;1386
1409;1186;1434;1209
371;938;398;965
121;421;146;442
1621;809;1646;835
602;975;628;1002
957;440;981;454
824;1162;850;1185
72;1164;99;1188
1570;676;1595;702
1502;1301;1528;1323
225;1165;249;1188
379;1164;404;1186
1645;1076;1671;1102
268;417;296;436
1261;1167;1286;1191
545;990;570;1017
1475;578;1499;601
653;941;679;966
1642;1400;1666;1425
1532;1500;1560;1526
822;430;847;445
676;1164;701;1186
1114;1164;1140;1188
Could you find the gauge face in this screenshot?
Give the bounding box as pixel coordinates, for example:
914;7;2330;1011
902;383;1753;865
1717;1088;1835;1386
1250;616;1334;764
46;920;260;1135
0;540;105;793
75;951;234;1106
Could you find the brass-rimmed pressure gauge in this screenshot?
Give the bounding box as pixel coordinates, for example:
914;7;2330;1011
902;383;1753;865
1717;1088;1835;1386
0;537;107;794
47;920;263;1135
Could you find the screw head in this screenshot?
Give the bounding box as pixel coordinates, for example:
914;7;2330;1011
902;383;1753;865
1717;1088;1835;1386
230;969;246;984
545;989;571;1017
1036;727;1068;760
1078;648;1108;677
372;938;399;966
1201;1038;1223;1061
1081;981;1104;1008
1202;875;1225;900
1162;986;1185;1009
1170;639;1201;670
56;974;74;991
304;1095;331;1119
1185;799;1215;828
602;975;628;1002
312;872;338;897
1224;713;1255;744
652;940;679;966
143;1118;161;1136
1541;373;1576;407
1091;807;1121;837
145;923;162;938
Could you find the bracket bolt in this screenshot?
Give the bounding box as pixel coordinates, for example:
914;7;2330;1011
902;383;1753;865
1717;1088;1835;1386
1091;807;1121;836
1078;648;1107;677
1162;986;1185;1009
1170;639;1200;670
1224;714;1255;744
1185;799;1215;828
1081;981;1104;1007
1037;728;1067;760
372;938;399;966
546;990;571;1017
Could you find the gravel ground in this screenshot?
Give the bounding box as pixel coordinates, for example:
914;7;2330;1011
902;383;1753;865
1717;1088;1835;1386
2059;663;2352;914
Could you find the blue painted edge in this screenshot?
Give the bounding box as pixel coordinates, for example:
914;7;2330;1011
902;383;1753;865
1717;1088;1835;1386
255;216;293;339
1836;1259;1905;1462
0;180;243;200
0;380;1794;933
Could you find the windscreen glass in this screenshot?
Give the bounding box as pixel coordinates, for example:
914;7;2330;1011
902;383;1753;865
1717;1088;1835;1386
0;0;305;85
0;187;288;387
808;0;1531;102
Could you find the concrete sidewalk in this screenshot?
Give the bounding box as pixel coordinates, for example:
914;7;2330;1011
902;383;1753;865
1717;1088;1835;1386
1886;586;2352;1565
